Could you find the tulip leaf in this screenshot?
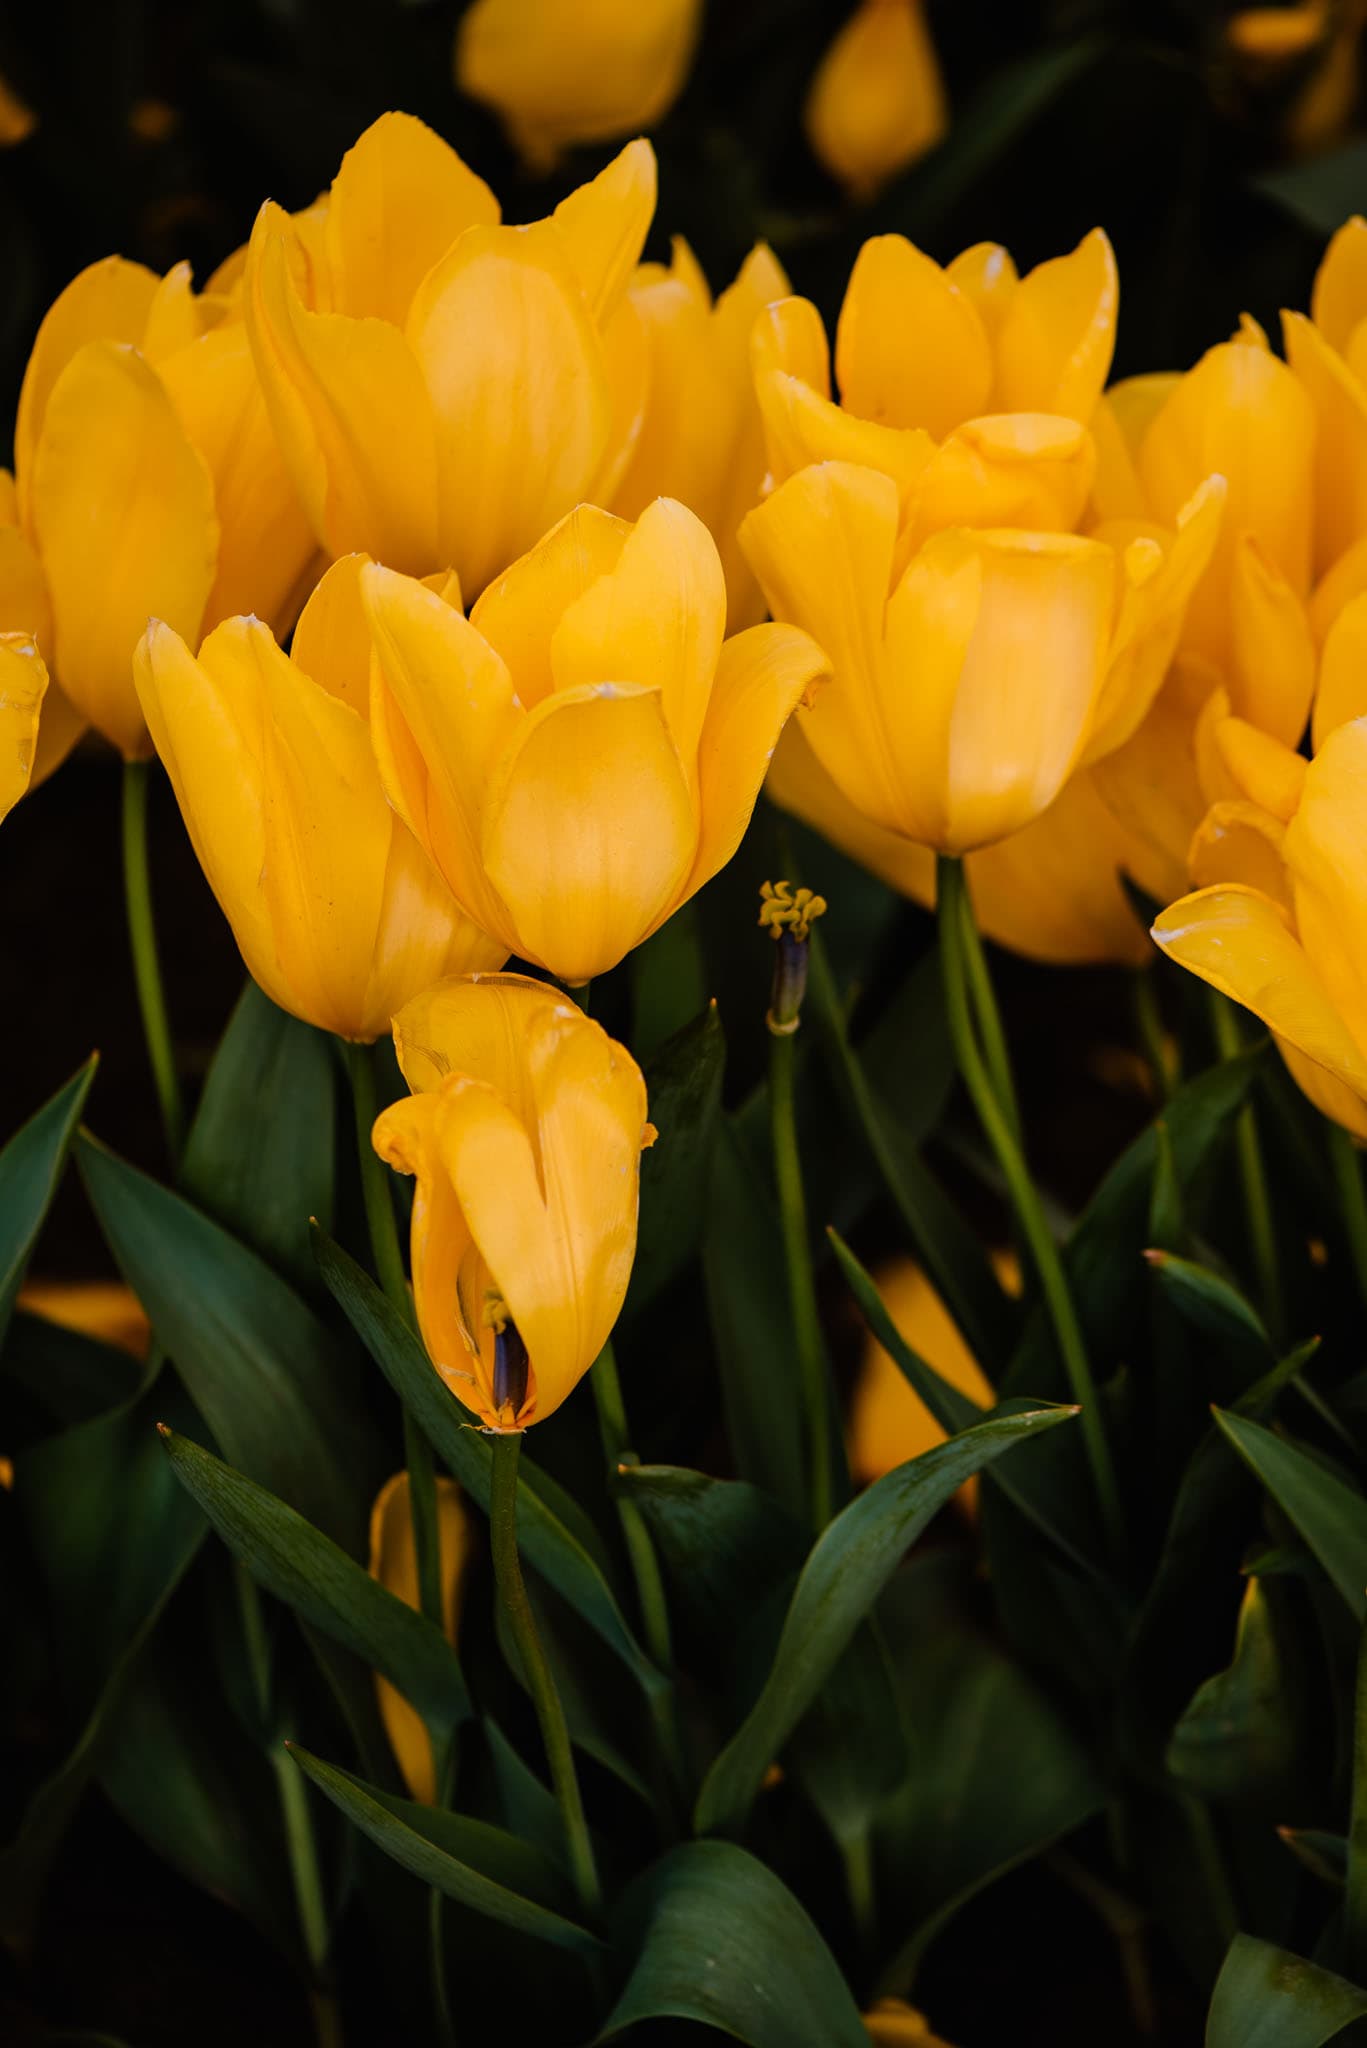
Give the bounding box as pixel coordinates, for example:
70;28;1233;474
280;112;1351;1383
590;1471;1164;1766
180;978;336;1290
288;1746;603;1955
1148;1252;1276;1385
2;1307;144;1438
159;1426;471;1745
693;1404;1077;1836
1206;1934;1367;2047
598;1839;868;2046
626;997;725;1314
1213;1409;1367;1618
1255;140;1367;237
78;1132;374;1553
1166;1580;1304;1810
0;1056;98;1348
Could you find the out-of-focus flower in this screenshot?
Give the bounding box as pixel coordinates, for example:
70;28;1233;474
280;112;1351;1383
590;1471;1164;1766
862;1994;959;2046
456;0;701;169
363;498;827;983
613;238;789;631
741;459;1219;856
1227;2;1366;158
1284;215;1367;582
0;252;317;768
805;0;947;202
0;72;36;146
752;229;1118;550
849;1258;1006;1495
17;1279;150;1358
245;112;655;599
134;556;503;1041
367;1470;471;1803
374;975;654;1431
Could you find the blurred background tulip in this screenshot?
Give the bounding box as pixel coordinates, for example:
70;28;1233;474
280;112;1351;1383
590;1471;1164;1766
367;1471;471;1803
848;1255;1006;1496
806;0;948;202
862;1996;959;2046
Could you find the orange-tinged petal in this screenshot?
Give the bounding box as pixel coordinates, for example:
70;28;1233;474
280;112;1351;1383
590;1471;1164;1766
471;503;630;710
1213;715;1308;820
32;341;217;758
18;1278;150;1357
480;680;694;980
862;1995;958;2048
848;1259;993;1487
368;1470;471;1803
408;221;612;598
0;633;48;823
898;412;1095;558
804;0;947;201
1187;798;1291;907
290;552;374;717
1282;308;1367;576
1311;215;1367;354
993;229;1118;422
551;137;657;326
1227;535;1316;745
372;1090;485;1416
324;112;499;326
1314;591;1367;746
944;242;1018;339
835;235;991;438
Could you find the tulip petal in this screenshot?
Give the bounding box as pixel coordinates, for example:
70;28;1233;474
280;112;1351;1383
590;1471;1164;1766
0;514;52;648
372;1091;485;1415
407;221;613;597
0;633;49;824
32;341;218;759
291;552;375;717
361;826;508;1040
1311;215;1367;355
325;112;499;326
1282;308;1367;576
945;242;1019;339
369;1470;470;1803
1228;535;1316;745
393;971;565;1105
1187;799;1292;908
993;228;1118;422
1314;591;1367;746
899;412;1095;558
480;680;695;981
1091;654;1224;904
588;293;652;506
471;503;630;710
1285;719;1367;1048
834;235;992;439
1279;1040;1367;1142
804;0;948;201
551;137;657;325
1213;715;1307;821
246;202;440;571
1311;528;1367;642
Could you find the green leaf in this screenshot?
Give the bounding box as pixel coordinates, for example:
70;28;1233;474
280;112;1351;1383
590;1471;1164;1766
78;1132;373;1552
1255;140;1367;236
1167;1579;1304;1809
2;1307;142;1434
288;1746;602;1955
1280;1831;1348;1888
626;998;725;1315
1148;1252;1276;1386
693;1404;1077;1835
1206;1934;1367;2047
0;1057;98;1346
180;978;336;1290
1213;1410;1367;1618
599;1840;868;2047
159;1427;470;1745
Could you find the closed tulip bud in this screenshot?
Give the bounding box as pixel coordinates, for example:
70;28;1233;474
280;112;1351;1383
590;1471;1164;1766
244;113;656;602
614;238;790;631
367;1471;470;1803
363;497;828;984
0;252;317;771
804;0;947;202
456;0;701;169
133;556;503;1041
374;975;655;1432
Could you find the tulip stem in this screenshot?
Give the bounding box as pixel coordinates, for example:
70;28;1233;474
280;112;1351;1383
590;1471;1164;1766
121;759;186;1166
1329;1124;1367;1316
769;1025;835;1532
937;855;1125;1562
1210;998;1285;1344
1133;970;1174;1104
591;1340;674;1674
953;877;1022;1147
488;1430;602;1918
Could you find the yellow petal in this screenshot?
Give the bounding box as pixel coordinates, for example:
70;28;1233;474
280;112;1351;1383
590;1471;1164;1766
324;112;499;326
1311;528;1367;642
1227;535;1316;745
480;680;695;981
291;551;375;717
407;221;612;597
804;0;947;201
0;515;53;648
1311;215;1367;354
471;503;631;710
1285;718;1367;1051
1213;715;1308;821
1087;393;1149;523
944;242;1018;339
587;292;652;506
369;1469;471;1802
834;235;992;439
245;201;440;571
393;970;563;1102
993;229;1118;422
1279;1039;1367;1142
899;412;1096;558
32;342;217;758
372;1089;485;1416
613;266;715;519
766;716;937;903
17;1279;150;1358
862;1995;958;2048
1314;590;1367;746
0;633;49;824
1090;654;1225;903
849;1260;992;1488
1187;798;1292;907
551;137;657;326
1282;309;1367;578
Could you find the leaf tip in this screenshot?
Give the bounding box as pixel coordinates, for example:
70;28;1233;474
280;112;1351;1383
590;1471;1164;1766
155;1421;172;1440
1141;1247;1168;1268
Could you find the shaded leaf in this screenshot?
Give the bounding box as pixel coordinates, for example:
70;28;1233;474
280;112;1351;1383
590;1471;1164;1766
1214;1410;1367;1618
0;1057;97;1347
1206;1934;1367;2047
626;998;724;1315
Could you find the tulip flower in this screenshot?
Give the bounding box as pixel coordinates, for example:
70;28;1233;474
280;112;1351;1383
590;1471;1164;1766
752;228;1118;548
0;252;317;769
849;1259;1002;1490
1284;215;1367;583
133;555;503;1041
456;0;701;169
18;1278;150;1359
373;975;654;1432
740;460;1219;856
805;0;947;202
362;496;828;983
862;1997;958;2047
613;238;789;631
0;632;50;825
244;112;656;600
367;1471;471;1803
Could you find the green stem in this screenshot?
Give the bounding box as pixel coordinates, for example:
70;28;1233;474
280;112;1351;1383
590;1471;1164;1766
769;1025;834;1531
1329;1123;1367;1317
591;1340;673;1675
954;874;1021;1147
488;1431;601;1917
841;1826;876;1963
1211;998;1285;1344
121;759;185;1164
937;855;1124;1562
1133;970;1173;1105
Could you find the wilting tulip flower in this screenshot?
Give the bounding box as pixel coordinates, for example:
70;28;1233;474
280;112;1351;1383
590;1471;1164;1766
245;113;655;600
862;1997;959;2047
363;497;828;983
614;239;789;631
374;975;654;1432
456;0;701;169
134;556;503;1041
741;459;1218;856
805;0;947;201
0;253;317;770
367;1471;470;1803
753;228;1117;548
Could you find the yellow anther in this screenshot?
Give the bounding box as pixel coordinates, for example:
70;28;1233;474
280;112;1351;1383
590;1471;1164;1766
759;879;827;943
481;1288;509;1335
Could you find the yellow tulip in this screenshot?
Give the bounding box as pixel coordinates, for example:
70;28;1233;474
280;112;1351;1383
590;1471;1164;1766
374;975;654;1432
740;459;1216;856
133;555;503;1041
456;0;701;169
849;1259;1001;1492
367;1470;471;1803
363;497;828;983
18;1278;150;1359
0;633;50;825
1284;216;1367;585
752;228;1118;546
613;238;789;631
862;1996;958;2047
0;252;317;767
1089;653;1235;906
244;112;656;600
805;0;947;202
